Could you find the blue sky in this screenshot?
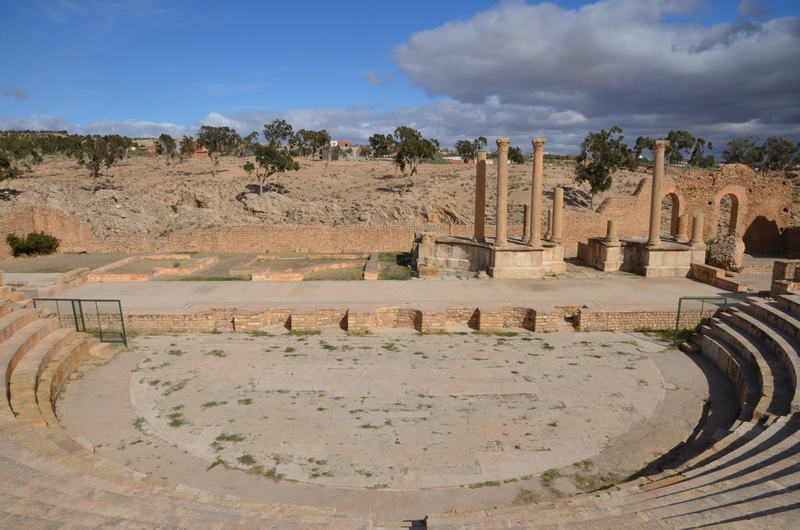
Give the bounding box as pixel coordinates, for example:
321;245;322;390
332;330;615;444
1;0;798;153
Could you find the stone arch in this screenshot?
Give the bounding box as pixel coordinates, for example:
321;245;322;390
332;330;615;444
713;187;746;236
659;188;684;237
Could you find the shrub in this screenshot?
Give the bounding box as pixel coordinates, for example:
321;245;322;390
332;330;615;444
5;232;60;257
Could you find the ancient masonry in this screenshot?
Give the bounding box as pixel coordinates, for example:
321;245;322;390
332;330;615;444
414;138;566;278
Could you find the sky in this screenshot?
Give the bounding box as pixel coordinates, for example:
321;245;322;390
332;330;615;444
1;0;798;154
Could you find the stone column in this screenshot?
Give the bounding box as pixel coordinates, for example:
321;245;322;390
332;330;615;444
689;213;705;248
495;138;510;248
545;209;553;240
526;138;546;247
606;219;619;244
522;204;531;242
473;152;487;242
676;214;689;244
550;187;564;244
647;140;669;248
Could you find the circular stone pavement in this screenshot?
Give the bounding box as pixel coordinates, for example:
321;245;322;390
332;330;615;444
127;331;665;490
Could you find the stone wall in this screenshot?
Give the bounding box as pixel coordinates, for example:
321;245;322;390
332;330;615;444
576;309;709;332
0;205;94;260
98;305;712;335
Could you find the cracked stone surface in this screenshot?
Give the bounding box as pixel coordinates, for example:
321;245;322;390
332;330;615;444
124;331;663;490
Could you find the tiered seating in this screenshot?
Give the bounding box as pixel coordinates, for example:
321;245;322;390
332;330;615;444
2;292;799;528
0;307;374;529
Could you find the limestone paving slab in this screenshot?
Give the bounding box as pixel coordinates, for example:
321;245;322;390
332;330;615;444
115;332;664;491
57;275;730;313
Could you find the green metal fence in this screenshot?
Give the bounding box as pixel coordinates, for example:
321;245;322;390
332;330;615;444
674;296;729;345
33;299;127;346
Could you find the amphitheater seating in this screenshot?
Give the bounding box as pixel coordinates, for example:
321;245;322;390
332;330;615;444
1;292;798;528
0;303;374;529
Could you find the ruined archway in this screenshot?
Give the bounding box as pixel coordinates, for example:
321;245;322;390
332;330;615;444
713;187;746;236
660;189;684;238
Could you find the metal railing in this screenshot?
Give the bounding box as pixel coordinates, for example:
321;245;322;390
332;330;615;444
33;298;127;346
674;296;729;345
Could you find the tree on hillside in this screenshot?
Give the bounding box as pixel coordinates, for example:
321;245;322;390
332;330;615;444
687;137;714;171
235;132;259;158
72;135;131;190
633;136;656;168
574;126;631;210
368;133;396;162
0;132;44;180
154;133;176;161
179;136;195;161
508;146;526;164
755;137;799;178
252;144;300;195
664;130;696;175
263;119;293;150
391;126;439;177
196;126;238;177
722;137;760;166
295;129;315;158
454;136;487;163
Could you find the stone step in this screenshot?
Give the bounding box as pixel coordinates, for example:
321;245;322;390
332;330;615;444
679;339;701;354
7;290;27;303
701;328;761;421
11;300;34;311
9;328;77;426
88;340;111;356
0;433;373;529
709;316;791;418
0;308;38;345
748;298;800;344
728;307;800;413
36;335;97;428
0;320;59;413
0;298;10;318
776;292;800;319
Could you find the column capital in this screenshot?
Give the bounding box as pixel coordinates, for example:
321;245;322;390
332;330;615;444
496;138;510;151
531;138;546;150
655;139;669;152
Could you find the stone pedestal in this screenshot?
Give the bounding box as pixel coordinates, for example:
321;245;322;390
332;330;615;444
578;236;705;277
416;236;565;279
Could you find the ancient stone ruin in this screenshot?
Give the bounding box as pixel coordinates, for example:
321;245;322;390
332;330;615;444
414;138;566;278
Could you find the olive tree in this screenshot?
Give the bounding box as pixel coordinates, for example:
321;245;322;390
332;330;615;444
251;144;300;195
574;126;631;210
196;126;239;177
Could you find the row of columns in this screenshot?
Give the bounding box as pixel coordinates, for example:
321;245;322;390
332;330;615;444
474;138;562;248
477;135;706;250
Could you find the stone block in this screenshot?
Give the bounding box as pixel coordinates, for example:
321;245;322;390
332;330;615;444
417;265;440;279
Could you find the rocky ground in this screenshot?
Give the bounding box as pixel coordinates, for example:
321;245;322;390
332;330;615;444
1;154;657;240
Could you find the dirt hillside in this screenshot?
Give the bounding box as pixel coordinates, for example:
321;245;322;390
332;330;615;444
0;154;654;240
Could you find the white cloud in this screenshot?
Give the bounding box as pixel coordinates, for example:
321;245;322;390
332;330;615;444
393;0;800;138
2;86;29;99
